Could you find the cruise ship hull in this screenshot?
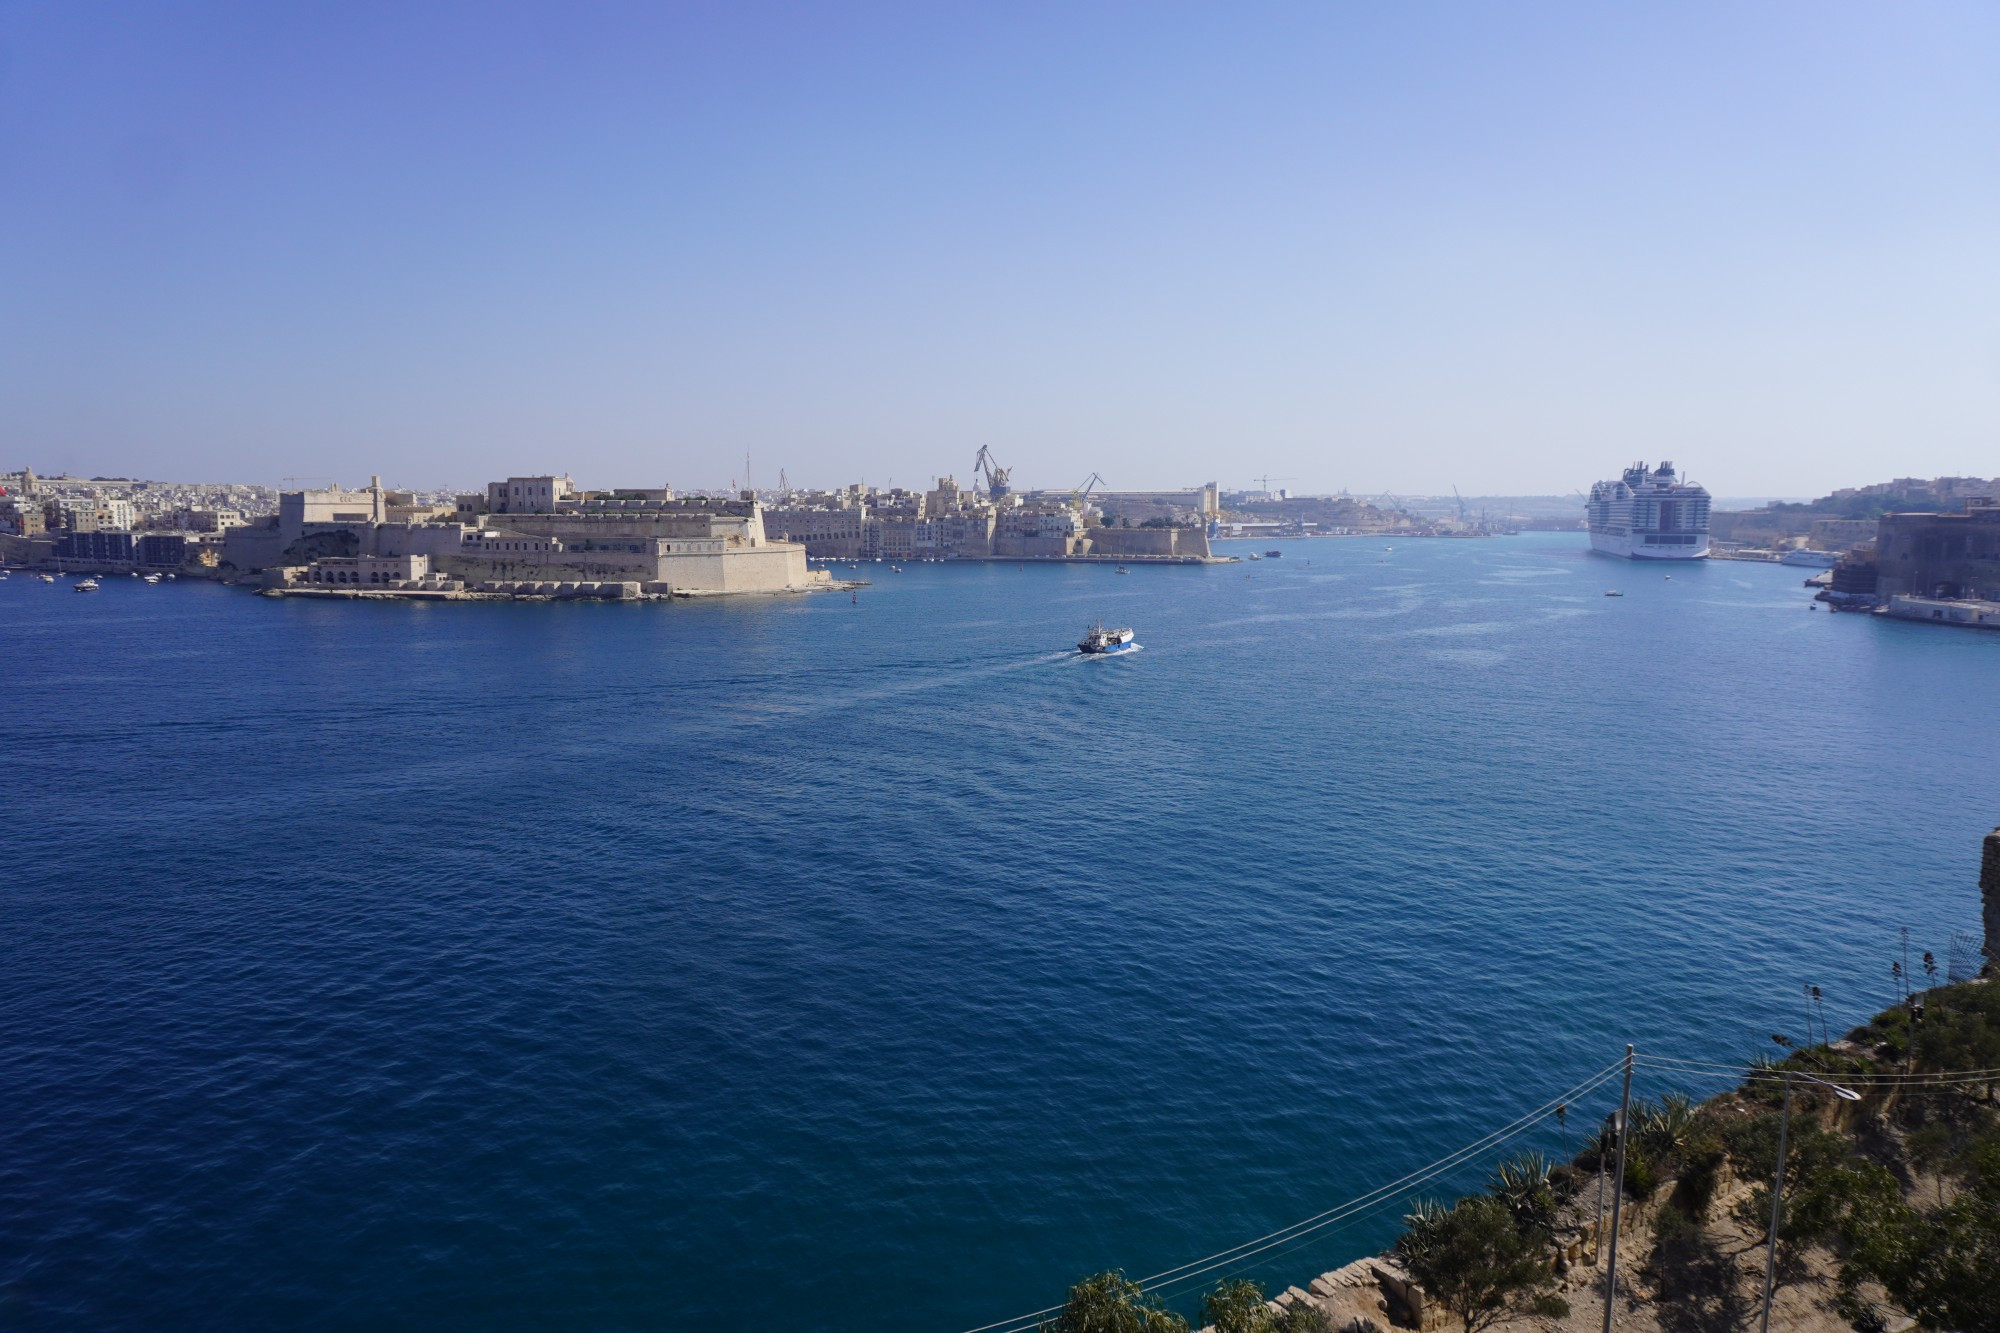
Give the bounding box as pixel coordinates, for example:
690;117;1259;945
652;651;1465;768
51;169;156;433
1588;530;1709;560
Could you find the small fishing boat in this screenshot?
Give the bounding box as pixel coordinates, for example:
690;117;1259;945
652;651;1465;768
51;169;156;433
1077;622;1138;655
74;578;101;592
1116;565;1129;574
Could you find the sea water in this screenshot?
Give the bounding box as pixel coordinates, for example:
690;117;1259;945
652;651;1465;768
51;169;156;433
2;537;1993;1330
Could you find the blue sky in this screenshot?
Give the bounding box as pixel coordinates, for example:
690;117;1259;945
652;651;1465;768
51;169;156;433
3;2;1995;495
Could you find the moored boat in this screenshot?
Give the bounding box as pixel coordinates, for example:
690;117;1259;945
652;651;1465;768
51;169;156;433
74;578;101;592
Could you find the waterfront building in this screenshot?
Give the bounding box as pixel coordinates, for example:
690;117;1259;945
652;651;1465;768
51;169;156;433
484;475;577;515
765;505;866;559
0;496;46;536
1808;518;1879;552
137;534;191;569
280;479;388;532
53;530;136;566
302;554;435;587
1871;496;2000;599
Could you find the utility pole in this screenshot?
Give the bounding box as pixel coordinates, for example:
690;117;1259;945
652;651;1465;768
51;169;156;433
1593;1114;1611;1264
1759;1069;1856;1333
1602;1045;1634;1333
1758;1071;1792;1333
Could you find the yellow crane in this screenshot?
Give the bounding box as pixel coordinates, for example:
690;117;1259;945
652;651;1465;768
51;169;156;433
1070;472;1105;511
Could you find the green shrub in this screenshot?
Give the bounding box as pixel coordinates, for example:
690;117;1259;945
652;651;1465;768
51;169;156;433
1622;1145;1658;1200
1672;1131;1728;1217
1201;1280;1274;1333
1397;1196;1551;1333
1043;1271;1189;1333
1650;1201;1700;1265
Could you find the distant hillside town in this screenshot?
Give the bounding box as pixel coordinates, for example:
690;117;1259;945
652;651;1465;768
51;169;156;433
0;459;1241;596
0;467;825;597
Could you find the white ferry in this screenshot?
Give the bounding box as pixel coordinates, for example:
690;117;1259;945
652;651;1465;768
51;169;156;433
1586;461;1711;560
1779;549;1840;568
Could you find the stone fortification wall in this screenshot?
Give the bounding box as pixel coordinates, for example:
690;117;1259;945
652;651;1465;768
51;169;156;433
220;518;288;572
1983;828;2000;968
226;519;471;574
446;551;656;584
1874;507;2000;597
0;535;56;565
657;543;811;592
372;523;474;560
511;513;762;545
472;580;641;600
992;534;1077;559
1087;527;1213;559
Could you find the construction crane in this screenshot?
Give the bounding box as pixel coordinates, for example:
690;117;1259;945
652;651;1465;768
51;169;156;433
1069;471;1105;511
1254;474;1296;498
973;445;1012;499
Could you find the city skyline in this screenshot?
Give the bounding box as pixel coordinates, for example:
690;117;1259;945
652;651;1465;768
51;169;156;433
4;2;1996;496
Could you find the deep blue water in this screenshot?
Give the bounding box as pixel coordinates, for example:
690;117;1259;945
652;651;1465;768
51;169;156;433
2;537;1994;1331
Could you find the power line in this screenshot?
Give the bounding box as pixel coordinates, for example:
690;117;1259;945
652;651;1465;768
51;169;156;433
1636;1054;2000;1086
964;1052;2000;1333
961;1057;1627;1333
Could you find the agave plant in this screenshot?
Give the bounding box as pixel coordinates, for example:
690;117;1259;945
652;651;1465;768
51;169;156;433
1396;1198;1451;1268
1490;1150;1553;1197
1488;1151;1559;1241
1638;1093;1699;1162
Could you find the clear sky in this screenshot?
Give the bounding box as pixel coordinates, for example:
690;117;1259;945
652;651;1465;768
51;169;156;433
3;2;1995;496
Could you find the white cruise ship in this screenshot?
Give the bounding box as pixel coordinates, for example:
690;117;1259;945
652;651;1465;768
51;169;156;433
1585;461;1711;560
